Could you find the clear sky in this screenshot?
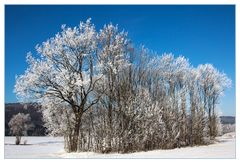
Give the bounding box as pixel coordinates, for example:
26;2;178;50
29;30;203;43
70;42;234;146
5;5;235;116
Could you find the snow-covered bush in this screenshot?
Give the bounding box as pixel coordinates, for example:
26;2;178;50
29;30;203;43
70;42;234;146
8;113;33;145
222;124;235;134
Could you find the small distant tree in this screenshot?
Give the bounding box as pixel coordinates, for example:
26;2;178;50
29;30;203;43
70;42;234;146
8;113;32;145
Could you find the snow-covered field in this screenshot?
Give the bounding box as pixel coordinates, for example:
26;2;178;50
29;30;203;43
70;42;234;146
4;137;64;158
4;132;236;159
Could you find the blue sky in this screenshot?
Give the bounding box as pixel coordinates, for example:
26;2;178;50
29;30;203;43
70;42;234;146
5;5;235;116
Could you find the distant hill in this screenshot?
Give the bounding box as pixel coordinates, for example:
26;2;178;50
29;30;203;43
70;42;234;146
220;116;235;124
5;103;46;136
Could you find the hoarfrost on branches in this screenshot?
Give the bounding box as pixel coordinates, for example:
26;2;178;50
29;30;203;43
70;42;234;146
8;113;33;145
14;18;232;153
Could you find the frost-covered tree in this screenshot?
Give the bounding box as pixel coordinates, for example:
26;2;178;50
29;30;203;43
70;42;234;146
222;123;235;134
97;24;130;151
188;68;200;145
8;113;32;145
15;19;103;152
196;64;231;138
145;54;190;148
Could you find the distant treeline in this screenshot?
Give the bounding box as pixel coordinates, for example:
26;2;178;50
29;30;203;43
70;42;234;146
5;103;235;136
220;116;235;124
5;103;46;136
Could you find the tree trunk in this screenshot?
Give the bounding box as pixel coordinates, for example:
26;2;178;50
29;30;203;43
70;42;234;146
180;91;187;145
107;99;112;151
64;110;83;153
208;101;212;138
15;136;21;145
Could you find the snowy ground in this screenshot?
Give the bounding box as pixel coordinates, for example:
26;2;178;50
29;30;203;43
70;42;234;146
4;137;64;158
4;132;235;159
